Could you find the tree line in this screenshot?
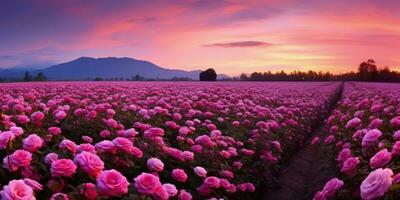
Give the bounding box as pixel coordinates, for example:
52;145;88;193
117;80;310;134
239;59;400;82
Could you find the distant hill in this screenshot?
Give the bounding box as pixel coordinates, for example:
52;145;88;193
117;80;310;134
0;57;228;80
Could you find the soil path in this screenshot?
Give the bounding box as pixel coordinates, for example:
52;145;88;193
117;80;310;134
262;83;344;200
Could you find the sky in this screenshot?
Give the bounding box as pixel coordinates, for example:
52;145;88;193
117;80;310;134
1;0;400;75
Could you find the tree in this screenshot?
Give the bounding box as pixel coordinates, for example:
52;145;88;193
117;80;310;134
358;59;378;81
34;72;46;81
199;68;217;81
23;71;32;82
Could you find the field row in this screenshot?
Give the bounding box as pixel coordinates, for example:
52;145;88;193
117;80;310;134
0;82;341;199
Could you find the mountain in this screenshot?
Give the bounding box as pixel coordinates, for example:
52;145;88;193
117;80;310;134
0;57;228;80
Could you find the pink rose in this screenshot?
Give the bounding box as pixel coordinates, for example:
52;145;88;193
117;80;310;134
10;126;24;137
360;168;393;200
134;172;162;195
163;183;178;197
23;178;43;191
341;157;360;176
3;150;32;171
48;127;61;136
147;158;164;172
144;128;165;138
112;137;134;153
362;129;382;147
392;141;400;156
1;179;35;200
59;139;78;154
178;189;192;200
337;148;352;163
194;166;207;177
95;140;116;154
44;153;59;164
0;131;15;149
322;178;343;197
204;176;220;188
23;134;44;152
51;159;77;177
313;191;326;200
79;183;97;200
96;169;129;197
50;193;69;200
370;149;392;169
74;151;104;178
172;169;188;182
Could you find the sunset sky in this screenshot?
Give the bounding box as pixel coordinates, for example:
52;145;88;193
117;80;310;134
1;0;400;75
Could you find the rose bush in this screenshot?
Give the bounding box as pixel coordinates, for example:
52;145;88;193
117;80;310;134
0;81;340;199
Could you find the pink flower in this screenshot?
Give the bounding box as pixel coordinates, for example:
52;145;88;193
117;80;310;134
74;151;104;178
360;168;393;200
194;166;207;177
337;148;352;163
1;179;35;200
51;159;77;177
163;183;178;197
311;137;320;145
178;190;192;200
393;130;400;141
370;149;392;169
313;191;326;200
96;169;129;197
346;117;361;129
341;157;360;176
144;128;165;138
95;140;116;154
134;172;162;195
23;134;44;152
392;141;400;156
204;176;220;188
79;183;97;200
44;153;59;164
322;178;343;197
48;127;61;136
112;137;134;153
10;126;24;136
362;129;382;147
59;139;78;154
147;158;164;172
152;185;169;200
23;178;43;191
50;193;69;200
0;131;15;149
172;169;188;182
3;150;32;171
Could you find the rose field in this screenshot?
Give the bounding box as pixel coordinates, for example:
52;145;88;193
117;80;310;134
313;83;400;200
1;81;399;200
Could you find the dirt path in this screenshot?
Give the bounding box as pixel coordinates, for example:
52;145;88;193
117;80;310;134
262;126;338;200
262;83;344;200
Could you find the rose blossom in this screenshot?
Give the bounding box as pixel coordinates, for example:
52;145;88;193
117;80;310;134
360;168;393;200
96;169;129;197
134;172;162;195
74;151;105;178
1;179;35;200
0;131;15;149
341;157;360;176
322;177;343;197
51;159;77;177
370;149;392;169
147;157;164;172
23;178;43;191
204;176;220;188
23;134;44;152
3;149;32;171
79;183;97;200
172;169;188;182
178;189;192;200
194;166;207;177
362;129;382;147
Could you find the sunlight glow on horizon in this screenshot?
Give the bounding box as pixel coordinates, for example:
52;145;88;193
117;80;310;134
1;0;400;75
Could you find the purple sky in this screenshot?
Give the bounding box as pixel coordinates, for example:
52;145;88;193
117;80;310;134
1;0;400;75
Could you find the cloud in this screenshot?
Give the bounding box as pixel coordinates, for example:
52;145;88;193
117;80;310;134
204;41;271;48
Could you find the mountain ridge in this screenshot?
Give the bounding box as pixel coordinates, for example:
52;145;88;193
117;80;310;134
0;57;227;80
